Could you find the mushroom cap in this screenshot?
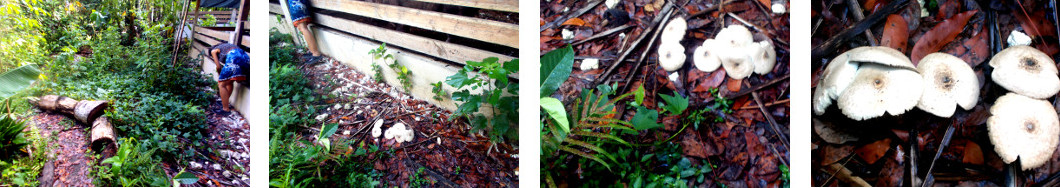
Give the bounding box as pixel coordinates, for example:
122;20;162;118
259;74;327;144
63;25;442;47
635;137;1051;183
989;45;1060;99
753;40;777;74
813;49;860;115
693;39;722;72
988;93;1060;170
715;25;754;47
813;46;912;115
371;119;384;138
845;46;915;69
715;25;756;79
657;42;686;71
915;53;980;117
837;63;923;120
661;17;688;42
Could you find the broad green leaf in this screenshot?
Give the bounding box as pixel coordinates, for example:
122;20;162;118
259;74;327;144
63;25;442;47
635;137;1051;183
540;45;574;97
317;123;338;150
0;64;41;100
659;91;689;115
173;170;198;185
631;106;662;131
540;97;569;133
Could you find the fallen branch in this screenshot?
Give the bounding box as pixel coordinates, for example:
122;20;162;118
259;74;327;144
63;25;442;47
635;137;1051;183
540;0;604;32
752;92;788;148
811;0;909;69
596;1;675;87
825;163;871;186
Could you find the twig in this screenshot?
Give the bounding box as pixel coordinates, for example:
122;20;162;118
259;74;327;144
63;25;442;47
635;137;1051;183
541;0;605;32
909;126;920;186
921;122;956;186
811;0;908;69
572;24;634;46
738;98;789;110
686;0;736;19
825;162;871;186
721;74;789;99
620;8;676;93
596;1;675;87
752;91;788;148
845;0;879;46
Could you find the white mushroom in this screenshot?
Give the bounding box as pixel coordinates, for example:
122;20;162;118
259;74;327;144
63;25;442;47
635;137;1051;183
693;39;722;72
661;17;688;42
753;40;777;74
813;46;912;115
915;53;979;117
988;93;1060;170
580;58;600;70
657;42;686;71
989;45;1060;99
384;122;415;143
715;25;756;79
837;63;923;120
371;119;384;138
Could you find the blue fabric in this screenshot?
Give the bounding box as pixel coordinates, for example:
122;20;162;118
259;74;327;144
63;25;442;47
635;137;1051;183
219;48;249;81
286;0;309;22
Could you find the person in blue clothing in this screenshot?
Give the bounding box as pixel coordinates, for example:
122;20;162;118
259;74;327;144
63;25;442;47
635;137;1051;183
286;0;323;63
208;43;249;114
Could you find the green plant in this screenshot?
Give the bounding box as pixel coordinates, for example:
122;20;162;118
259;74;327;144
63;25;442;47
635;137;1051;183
389;60;412;91
408;167;434;187
99;138;172;187
659;91;689;116
0;121;44;187
199;14;216;27
0;64;42;100
368;43;393;83
0;114;28;161
431;81;446;101
446;57;519;142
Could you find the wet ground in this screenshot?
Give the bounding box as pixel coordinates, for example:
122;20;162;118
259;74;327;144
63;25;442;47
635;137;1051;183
295;58;519;187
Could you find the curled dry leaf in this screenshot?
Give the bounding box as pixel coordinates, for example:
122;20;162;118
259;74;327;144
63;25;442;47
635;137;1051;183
910;10;977;65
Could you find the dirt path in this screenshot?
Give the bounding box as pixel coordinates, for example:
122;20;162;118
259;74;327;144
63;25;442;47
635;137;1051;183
30;112;95;187
300;59;519;187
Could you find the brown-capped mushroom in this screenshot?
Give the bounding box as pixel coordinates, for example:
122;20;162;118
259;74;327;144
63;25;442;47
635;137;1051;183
915;53;979;117
989;45;1060;99
988;93;1059;170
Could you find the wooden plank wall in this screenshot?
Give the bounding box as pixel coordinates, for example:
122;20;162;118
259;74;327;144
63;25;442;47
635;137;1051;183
307;0;518;48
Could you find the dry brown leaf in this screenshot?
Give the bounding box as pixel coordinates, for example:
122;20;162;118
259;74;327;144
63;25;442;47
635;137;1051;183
910;10;977;65
856;138;891;165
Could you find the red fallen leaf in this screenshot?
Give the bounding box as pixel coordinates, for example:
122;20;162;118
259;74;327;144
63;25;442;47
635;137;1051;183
936;0;961;20
561;18;586;26
875;153;904;186
1015;10;1058;38
856;138;891;165
732;96;751;111
757;0;770;7
963;141;984;165
911;10;977;65
726;77;743;92
946;25;989;67
880;14;909;53
819;144;855;165
863;0;889;13
692;69;727;92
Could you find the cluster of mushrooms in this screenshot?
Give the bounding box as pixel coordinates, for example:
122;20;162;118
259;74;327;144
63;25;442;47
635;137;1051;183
656;18;775;79
371;119;415;143
813;45;1060;170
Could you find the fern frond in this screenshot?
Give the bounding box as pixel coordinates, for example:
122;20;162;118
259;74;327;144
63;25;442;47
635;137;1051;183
558;145;611;170
570;130;630;145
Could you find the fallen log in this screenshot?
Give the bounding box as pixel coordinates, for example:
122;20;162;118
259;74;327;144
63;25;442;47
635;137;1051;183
91;116;117;159
31;95;108;124
31;95;116;157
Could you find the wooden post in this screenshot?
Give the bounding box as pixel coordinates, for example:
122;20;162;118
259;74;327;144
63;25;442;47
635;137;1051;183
230;0;249;46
